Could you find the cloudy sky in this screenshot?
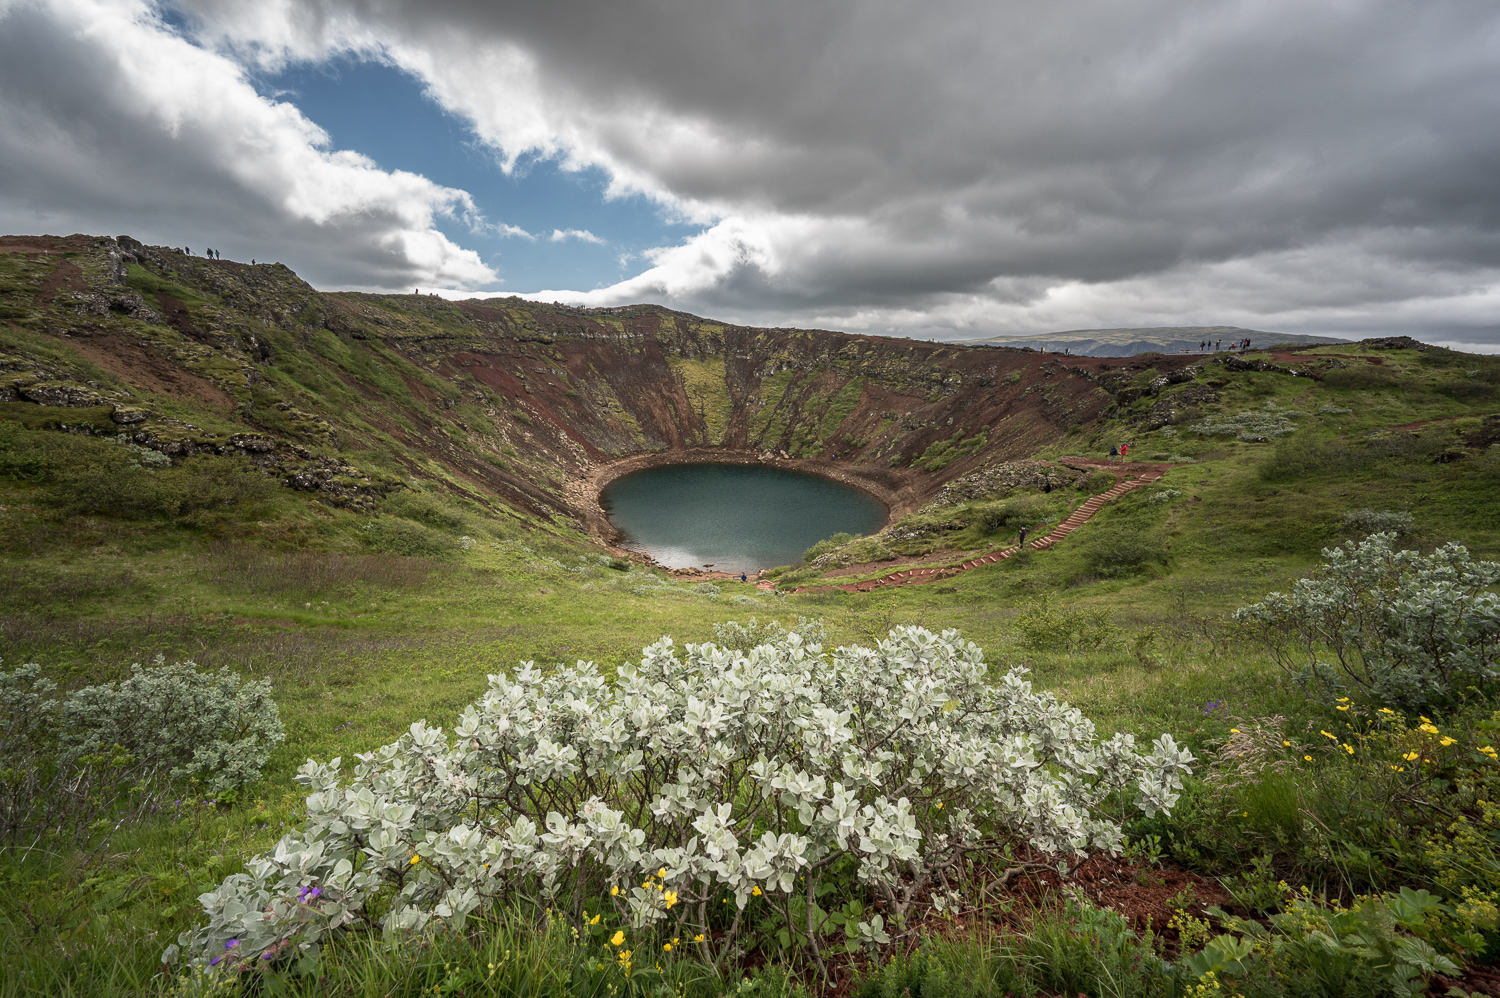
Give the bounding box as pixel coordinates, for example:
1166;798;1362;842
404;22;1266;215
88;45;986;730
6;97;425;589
2;0;1499;348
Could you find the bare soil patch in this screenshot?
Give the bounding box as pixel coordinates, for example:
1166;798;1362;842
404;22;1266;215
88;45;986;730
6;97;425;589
60;330;237;409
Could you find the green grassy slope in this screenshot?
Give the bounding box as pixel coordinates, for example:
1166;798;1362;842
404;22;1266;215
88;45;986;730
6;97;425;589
5;236;1500;994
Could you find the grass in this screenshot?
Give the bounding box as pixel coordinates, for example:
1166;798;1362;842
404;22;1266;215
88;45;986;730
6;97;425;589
4;265;1500;995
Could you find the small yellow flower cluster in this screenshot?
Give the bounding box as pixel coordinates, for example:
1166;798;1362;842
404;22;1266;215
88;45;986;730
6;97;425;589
638;869;681;909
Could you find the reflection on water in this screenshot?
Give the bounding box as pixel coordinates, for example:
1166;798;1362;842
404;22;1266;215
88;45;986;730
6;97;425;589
600;463;888;574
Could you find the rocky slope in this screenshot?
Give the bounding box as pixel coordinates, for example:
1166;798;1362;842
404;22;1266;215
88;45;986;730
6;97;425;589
0;234;1206;538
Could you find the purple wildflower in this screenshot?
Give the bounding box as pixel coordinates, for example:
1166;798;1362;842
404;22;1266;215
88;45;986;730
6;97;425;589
210;956;221;966
226;939;238;949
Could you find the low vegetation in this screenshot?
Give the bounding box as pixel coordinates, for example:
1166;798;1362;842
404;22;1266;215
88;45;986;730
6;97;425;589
4;241;1500;995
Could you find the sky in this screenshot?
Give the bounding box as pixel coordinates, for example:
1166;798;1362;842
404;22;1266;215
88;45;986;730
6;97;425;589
2;0;1499;349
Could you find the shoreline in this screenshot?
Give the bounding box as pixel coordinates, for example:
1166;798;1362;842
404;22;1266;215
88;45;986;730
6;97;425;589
563;448;922;576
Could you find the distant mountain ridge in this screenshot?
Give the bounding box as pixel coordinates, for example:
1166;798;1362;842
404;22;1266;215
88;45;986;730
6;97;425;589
963;326;1351;357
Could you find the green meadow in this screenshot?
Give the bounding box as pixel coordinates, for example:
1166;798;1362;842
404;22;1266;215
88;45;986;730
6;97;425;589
5;338;1500;996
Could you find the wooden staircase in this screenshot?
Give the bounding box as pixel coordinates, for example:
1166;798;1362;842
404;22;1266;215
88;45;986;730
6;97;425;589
800;467;1167;593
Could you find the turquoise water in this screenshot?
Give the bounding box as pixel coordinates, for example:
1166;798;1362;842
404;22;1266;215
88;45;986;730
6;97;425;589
600;463;888;574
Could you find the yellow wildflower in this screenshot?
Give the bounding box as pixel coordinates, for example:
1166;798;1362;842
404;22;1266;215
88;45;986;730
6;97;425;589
1420;716;1432;724
658;867;666;879
1403;751;1420;761
1304;755;1313;762
1440;736;1457;747
1230;728;1240;734
1337;705;1350;711
611;931;625;947
590;914;601;925
611;886;619;896
410;855;420;865
1283;740;1291;747
1321;730;1337;740
751;885;762;896
663;943;671;952
1343;744;1354;755
1420;723;1440;735
694;934;704;943
1379;708;1395;714
1337;697;1349;702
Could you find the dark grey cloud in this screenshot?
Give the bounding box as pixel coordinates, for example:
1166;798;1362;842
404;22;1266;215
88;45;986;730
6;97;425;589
9;0;1500;344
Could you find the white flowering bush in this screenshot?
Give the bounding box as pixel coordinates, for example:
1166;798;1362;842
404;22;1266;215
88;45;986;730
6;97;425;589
1191;402;1303;441
1341;508;1413;536
165;626;1192;981
2;659;282;850
713;616;828;651
1235;534;1500;711
55;658;284;797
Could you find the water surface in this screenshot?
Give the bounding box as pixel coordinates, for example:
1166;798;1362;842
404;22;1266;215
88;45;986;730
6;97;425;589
600;463;887;574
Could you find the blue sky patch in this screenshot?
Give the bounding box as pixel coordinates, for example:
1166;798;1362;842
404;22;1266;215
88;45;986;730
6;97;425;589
254;57;701;292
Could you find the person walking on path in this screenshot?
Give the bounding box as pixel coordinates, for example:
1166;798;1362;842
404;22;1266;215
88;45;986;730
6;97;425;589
1109;444;1119;463
1017;525;1029;549
1120;442;1130;461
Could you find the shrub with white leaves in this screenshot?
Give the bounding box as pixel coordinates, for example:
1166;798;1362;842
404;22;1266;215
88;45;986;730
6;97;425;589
1236;533;1500;712
165;626;1192;981
56;658;284;796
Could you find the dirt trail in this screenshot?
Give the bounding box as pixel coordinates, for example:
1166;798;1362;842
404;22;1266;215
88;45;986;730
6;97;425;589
792;462;1169;593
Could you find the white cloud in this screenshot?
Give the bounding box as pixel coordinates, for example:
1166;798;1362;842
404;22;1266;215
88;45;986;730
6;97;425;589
0;0;496;289
9;0;1500;344
548;228;603;244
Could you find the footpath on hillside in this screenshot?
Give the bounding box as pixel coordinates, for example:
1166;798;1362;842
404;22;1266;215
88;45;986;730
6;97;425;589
762;459;1171;594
